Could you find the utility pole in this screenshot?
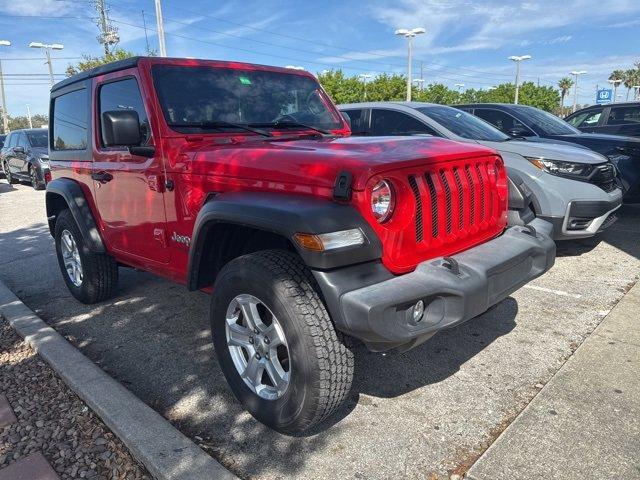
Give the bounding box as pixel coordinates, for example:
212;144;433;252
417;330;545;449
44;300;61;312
26;105;33;129
155;0;167;57
142;10;151;55
94;0;119;55
0;40;10;135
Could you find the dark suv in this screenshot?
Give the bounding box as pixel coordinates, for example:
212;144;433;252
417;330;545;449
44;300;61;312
565;102;640;138
1;128;50;189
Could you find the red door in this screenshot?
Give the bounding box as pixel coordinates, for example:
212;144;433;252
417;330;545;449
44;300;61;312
91;70;170;264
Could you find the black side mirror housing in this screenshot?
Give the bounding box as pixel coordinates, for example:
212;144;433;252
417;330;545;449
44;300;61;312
102;110;142;147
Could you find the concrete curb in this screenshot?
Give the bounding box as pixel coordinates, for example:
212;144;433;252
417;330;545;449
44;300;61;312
0;281;236;480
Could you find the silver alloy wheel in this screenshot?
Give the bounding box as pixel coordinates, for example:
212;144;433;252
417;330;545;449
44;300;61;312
60;229;83;287
30;167;38;188
225;294;291;400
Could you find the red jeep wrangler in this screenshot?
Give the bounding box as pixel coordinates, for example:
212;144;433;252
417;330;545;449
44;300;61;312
46;57;555;434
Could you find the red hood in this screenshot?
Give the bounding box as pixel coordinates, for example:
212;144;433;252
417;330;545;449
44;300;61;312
181;135;498;191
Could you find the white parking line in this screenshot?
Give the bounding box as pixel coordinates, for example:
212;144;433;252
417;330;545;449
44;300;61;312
523;284;582;299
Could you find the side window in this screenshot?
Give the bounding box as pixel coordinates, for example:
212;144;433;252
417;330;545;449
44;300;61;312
578;110;602;127
370;109;437;136
52;89;88;151
6;133;16;148
99;78;149;147
607;106;640;125
474;109;532;135
342;109;368;135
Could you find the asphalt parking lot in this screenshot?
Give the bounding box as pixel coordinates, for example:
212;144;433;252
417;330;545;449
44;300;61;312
1;181;639;479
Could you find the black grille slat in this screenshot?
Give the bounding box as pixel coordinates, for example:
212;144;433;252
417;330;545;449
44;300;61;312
464;165;475;225
475;164;486;220
425;173;439;238
440;170;453;234
453;168;464;231
408;176;423;242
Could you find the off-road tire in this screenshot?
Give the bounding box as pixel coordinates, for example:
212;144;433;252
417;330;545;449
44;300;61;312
211;250;354;434
4;162;17;184
29;165;45;190
54;209;118;304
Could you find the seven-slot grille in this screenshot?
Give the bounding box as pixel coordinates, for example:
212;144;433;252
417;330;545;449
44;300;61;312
408;159;501;245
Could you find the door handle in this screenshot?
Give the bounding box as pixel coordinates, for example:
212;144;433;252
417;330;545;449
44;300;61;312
91;171;113;184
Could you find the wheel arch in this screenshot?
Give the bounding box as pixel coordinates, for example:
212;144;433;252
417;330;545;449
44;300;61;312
187;192;382;291
45;178;106;253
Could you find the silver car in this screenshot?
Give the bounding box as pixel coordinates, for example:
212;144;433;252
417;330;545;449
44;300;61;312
338;102;623;240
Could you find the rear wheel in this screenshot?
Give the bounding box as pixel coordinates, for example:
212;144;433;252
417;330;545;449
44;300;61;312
54;209;119;304
211;250;354;434
4;162;17;184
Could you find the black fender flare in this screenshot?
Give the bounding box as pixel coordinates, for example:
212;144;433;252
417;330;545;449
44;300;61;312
45;178;106;253
187;192;382;290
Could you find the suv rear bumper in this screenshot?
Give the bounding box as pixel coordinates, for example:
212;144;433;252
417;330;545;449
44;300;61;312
313;218;555;352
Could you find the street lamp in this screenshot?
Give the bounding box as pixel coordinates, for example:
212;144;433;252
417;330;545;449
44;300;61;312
608;78;623;102
358;74;372;100
508;55;531;104
0;40;10;134
570;70;587;113
28;42;64;87
395;27;426;101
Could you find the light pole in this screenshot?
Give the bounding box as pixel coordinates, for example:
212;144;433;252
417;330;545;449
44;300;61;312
570;70;587;113
0;40;10;134
395;27;426;101
29;42;64;87
634;86;640;101
508;55;531;104
26;104;33;129
608;79;622;102
358;74;372;100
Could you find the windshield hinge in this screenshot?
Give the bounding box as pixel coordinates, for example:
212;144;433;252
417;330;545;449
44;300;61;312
333;170;353;201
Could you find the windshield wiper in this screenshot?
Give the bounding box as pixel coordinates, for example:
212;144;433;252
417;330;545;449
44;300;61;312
251;121;330;135
167;121;272;137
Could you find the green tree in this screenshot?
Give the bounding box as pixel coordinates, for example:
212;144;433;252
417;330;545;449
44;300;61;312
558;77;574;114
65;49;149;76
8;114;49;130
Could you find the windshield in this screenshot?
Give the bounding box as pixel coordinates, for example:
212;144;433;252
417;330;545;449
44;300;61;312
152;65;343;133
516;106;580;135
27;131;48;148
417;105;509;142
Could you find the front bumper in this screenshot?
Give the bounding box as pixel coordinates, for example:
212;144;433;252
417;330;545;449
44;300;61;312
314;218;555;352
539;189;622;240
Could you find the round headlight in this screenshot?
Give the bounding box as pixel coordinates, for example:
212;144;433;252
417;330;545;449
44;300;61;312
371;180;394;223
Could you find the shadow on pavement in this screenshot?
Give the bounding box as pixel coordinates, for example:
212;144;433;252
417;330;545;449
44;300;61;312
0;181;17;195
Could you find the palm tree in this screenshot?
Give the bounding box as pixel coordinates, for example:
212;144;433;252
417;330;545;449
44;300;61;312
558;77;573;113
609;69;626;101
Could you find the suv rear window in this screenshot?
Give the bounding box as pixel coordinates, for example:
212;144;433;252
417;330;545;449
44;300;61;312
52;89;88;151
152;65;343;132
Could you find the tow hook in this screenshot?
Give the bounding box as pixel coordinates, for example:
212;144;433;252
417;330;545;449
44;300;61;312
521;224;537;237
442;256;460;275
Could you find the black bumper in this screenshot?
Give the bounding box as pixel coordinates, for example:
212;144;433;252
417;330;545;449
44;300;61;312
313;219;555;352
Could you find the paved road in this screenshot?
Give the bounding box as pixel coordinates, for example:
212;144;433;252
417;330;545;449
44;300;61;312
1;181;639;479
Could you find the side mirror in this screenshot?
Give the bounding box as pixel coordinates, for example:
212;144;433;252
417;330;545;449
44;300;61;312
507;127;532;138
340;111;352;129
102;110;142;147
13;146;25;154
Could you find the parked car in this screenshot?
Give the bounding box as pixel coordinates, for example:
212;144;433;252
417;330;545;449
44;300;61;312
0;134;5;178
338;102;622;240
1;128;50;189
565;102;640;138
45;56;555;434
455;103;640;202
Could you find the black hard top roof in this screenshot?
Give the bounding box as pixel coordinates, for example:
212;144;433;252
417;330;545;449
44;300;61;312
51;56;142;92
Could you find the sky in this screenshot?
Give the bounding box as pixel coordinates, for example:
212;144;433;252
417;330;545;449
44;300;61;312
0;0;638;116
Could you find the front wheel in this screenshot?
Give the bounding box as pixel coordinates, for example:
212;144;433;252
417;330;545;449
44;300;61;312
29;165;45;190
4;162;17;184
211;250;354;434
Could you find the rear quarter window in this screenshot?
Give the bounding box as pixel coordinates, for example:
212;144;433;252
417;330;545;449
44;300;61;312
52;89;88;151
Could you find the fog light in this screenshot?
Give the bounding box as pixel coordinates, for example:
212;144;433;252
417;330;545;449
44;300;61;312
412;300;425;322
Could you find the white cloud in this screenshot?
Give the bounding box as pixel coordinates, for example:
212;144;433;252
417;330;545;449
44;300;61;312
0;0;74;16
